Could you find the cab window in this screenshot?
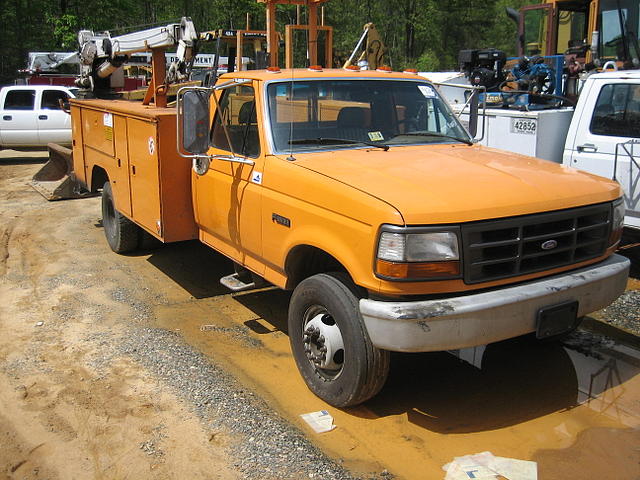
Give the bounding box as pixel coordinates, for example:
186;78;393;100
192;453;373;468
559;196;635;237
41;90;70;110
590;83;640;138
3;90;35;110
211;85;260;158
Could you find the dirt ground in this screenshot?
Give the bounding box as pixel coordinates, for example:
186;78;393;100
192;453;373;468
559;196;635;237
1;150;639;480
0;152;241;480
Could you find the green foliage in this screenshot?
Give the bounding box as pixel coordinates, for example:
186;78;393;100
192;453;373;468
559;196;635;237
414;50;440;72
47;13;78;49
0;0;539;85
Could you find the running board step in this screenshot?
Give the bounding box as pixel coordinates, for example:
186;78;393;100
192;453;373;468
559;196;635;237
220;272;271;292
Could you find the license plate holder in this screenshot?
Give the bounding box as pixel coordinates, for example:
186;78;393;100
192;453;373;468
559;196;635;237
536;300;579;339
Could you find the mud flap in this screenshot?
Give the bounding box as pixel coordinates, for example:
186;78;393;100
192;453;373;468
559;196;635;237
30;143;96;201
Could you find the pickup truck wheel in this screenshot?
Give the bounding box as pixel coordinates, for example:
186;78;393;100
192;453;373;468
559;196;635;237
288;273;390;407
101;181;139;253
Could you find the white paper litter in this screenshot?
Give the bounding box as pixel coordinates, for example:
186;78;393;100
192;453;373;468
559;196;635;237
300;410;336;434
443;451;537;480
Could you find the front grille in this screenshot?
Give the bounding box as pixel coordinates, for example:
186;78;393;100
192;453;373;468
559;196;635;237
461;203;611;284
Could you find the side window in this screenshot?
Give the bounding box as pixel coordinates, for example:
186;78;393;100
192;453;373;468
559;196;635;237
42;90;69;110
590;83;640;138
3;90;36;110
211;85;260;158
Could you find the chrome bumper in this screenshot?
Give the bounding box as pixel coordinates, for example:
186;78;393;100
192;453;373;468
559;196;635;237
359;254;630;352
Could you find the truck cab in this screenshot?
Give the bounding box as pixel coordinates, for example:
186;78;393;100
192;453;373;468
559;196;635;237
563;70;640;232
0;85;76;149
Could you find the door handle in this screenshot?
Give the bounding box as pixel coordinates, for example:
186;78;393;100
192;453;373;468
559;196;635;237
2;115;11;121
38;115;48;120
576;143;598;153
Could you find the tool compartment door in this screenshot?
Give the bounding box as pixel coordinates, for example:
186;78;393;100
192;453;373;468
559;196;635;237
127;117;161;236
112;115;132;217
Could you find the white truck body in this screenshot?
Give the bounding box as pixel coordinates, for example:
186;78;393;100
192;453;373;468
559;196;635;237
453;105;574;163
0;85;76;149
562;70;640;232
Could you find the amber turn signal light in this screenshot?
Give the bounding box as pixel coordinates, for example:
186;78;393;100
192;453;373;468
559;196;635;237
376;259;460;279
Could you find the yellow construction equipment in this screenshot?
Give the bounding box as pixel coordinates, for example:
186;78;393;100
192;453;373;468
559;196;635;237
343;23;386;70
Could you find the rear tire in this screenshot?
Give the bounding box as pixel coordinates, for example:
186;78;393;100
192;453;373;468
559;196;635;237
101;181;139;253
288;272;390;407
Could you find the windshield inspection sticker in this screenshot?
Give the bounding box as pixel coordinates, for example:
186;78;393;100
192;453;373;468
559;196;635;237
419;85;437;98
368;131;384;142
251;171;263;185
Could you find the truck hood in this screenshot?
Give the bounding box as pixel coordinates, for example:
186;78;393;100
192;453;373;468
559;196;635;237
289;144;621;224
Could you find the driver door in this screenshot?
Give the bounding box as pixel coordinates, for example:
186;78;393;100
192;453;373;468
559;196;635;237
193;81;265;274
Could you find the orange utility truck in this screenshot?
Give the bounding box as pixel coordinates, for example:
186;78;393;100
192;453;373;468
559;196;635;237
70;67;630;407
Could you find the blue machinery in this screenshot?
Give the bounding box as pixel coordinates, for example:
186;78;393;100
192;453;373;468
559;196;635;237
480;55;565;110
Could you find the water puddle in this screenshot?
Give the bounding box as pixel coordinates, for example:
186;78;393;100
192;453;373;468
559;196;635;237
142;244;640;479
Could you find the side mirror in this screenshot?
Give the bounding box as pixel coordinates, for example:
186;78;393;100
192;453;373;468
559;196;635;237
467;89;479;138
179;89;211;154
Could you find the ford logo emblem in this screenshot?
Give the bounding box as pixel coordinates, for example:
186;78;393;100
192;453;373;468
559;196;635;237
541;240;558;250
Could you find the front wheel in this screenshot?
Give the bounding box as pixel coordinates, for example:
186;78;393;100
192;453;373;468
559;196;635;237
288;273;390;407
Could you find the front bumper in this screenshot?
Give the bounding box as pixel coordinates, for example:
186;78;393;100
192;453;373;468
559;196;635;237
359;254;630;352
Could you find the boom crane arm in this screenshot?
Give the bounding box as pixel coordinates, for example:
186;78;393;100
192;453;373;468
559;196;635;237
76;17;198;101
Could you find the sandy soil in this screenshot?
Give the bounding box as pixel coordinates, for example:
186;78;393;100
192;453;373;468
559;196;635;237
0;151;239;480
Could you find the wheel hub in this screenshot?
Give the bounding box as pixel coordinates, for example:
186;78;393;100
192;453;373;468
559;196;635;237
303;313;344;372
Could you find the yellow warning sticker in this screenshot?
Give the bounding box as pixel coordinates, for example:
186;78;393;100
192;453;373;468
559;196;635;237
105;127;113;141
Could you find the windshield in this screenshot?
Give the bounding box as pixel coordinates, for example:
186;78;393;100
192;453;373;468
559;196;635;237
266;79;470;153
599;0;640;63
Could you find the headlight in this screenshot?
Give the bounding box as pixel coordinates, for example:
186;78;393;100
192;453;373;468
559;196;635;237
378;231;459;261
613;199;625;230
376;228;461;280
610;198;625;246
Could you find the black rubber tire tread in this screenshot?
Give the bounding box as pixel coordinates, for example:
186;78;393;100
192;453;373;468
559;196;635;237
139;229;163;251
288;272;390;407
101;181;139;253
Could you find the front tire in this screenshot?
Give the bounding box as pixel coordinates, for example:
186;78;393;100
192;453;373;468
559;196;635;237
101;181;139;253
288;273;390;407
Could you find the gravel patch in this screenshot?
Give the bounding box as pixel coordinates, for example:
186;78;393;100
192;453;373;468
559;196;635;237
597;289;640;335
120;327;382;480
110;286;159;322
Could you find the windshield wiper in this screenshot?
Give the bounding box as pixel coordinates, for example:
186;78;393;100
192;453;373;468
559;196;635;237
289;137;389;151
393;131;473;146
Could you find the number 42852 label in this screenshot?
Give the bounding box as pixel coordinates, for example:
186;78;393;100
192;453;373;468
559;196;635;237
511;118;537;135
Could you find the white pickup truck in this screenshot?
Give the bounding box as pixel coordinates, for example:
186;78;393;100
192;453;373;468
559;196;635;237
562;70;640;234
0;85;76;149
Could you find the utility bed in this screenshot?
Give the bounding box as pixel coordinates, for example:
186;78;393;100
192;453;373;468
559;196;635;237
71;99;197;242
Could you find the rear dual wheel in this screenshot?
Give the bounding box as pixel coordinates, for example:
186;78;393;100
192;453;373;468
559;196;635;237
288;273;390;407
101;181;140;253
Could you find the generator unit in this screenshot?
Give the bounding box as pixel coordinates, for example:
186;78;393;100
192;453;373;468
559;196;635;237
459;49;507;92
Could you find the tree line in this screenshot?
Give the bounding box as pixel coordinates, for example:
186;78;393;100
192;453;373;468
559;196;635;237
0;0;535;85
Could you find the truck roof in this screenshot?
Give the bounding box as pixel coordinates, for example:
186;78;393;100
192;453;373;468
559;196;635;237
588;69;640;80
0;84;77;92
218;68;429;82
